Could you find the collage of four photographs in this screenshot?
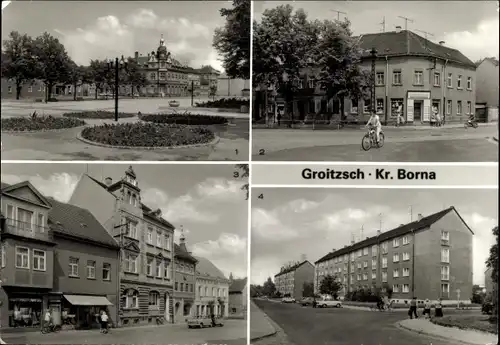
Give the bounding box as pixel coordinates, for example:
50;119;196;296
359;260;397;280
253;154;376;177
0;1;498;345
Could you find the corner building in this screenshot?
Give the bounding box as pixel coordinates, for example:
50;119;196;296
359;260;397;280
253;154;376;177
315;207;473;304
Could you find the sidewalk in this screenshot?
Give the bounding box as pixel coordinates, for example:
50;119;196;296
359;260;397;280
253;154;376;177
398;318;497;345
253;122;497;131
250;301;277;341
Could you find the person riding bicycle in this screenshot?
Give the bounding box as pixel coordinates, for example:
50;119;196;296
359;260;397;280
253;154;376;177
366;112;382;144
376;295;384;310
467;113;476;123
44;309;52;329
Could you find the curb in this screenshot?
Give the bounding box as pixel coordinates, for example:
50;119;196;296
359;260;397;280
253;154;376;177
76;131;220;150
1;125;86;134
396;321;488;345
250;303;277;342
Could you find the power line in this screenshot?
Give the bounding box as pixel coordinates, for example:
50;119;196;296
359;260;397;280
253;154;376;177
330;9;347;21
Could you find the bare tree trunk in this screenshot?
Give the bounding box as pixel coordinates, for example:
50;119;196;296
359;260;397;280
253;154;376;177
16;83;22;100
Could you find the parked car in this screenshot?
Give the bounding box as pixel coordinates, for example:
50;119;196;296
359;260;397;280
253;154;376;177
281;297;296;303
187;316;224;328
317;299;342;308
300;297;315;306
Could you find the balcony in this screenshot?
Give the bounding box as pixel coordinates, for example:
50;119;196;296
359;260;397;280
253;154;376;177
2;218;52;242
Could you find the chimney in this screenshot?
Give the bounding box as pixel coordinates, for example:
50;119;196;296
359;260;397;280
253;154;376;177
135;51;139;59
417;213;424;221
439;41;445;46
395;26;402;33
104;177;112;186
377;230;381;235
350;240;355;244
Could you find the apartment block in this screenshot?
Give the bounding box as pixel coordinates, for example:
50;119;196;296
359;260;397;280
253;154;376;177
274;261;315;300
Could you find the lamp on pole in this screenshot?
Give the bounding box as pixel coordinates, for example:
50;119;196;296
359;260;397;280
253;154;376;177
107;56;128;122
370;48;378;114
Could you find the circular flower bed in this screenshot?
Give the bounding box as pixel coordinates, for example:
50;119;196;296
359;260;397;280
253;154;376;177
139;113;228;126
195;98;249;109
1;116;86;132
80;122;215;147
63;111;136;119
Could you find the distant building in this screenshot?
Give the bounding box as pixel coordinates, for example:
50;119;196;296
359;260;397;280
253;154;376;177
228;277;247;317
315;207;474;304
194;257;230;318
274;261;315;300
217;74;250;97
475;57;499;122
173;231;197;324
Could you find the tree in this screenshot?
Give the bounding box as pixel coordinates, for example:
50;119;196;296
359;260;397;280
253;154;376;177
382;283;394;299
302;282;315;297
65;61;89;100
122;57;148;96
1;31;37;100
486;226;498;322
319;274;343;299
471;284;486;304
209;85;218;100
262;277;276;297
31;32;71;100
235;164;249;200
213;0;250;79
88;59;111;99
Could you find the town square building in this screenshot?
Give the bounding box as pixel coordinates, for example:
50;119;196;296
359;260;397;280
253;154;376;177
173;231;197;324
194;257;230;318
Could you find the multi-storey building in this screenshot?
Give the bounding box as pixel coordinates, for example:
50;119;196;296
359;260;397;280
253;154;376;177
228;277;248;317
315;207;473;303
274;261;315;300
258;28;476;126
194;257;229;318
475;57;499;122
173;231;197;323
68;166;176;327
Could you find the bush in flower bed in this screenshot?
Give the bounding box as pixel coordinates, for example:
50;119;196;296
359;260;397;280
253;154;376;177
431;315;498;334
139;113;228;126
1;116;85;132
63;111;136;119
80;122;215;147
195;98;249;109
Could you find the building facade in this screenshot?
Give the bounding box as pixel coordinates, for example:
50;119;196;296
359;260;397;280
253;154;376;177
274;261;315;300
257;29;476;126
173;232;197;324
68;166;176;327
314;207;473;304
475;58;499;122
228;277;247;317
194;257;229;318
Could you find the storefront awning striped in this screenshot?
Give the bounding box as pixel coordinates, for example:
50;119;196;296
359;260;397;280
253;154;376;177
63;294;113;306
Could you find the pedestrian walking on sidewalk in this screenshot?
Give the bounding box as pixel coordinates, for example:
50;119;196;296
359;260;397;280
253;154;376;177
408;297;418;319
423;299;432;319
434;298;443;318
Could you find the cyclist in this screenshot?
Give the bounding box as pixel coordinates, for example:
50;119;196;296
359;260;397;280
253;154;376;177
467;112;476;124
376;295;384;311
44;309;52;331
365;112;382;144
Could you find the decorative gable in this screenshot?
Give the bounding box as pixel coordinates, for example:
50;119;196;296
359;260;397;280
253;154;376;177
123;241;140;253
2;182;51;208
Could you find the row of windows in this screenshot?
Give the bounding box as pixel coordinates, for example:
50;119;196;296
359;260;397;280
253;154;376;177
175;282;194;293
375;70;473;90
68;257;111;280
4;205;46;231
122;217;172;251
175;262;195;274
149;72;190;81
197;285;227;297
6;246;47;271
123;252;171;279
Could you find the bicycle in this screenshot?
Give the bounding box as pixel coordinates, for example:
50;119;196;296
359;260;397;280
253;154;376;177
361;127;385;151
41;324;61;334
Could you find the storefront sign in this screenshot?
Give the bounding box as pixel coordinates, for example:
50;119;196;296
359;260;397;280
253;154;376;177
407;91;431;99
422;99;431;122
407;99;414;122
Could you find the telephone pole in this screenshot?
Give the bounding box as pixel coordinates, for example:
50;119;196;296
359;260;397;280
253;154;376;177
330;9;347;21
379;16;386;32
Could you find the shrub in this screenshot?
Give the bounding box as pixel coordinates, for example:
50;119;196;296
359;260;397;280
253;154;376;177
431;315;498;334
80;123;215;147
63;111;136;119
139;113;228;126
1;116;85;132
195;98;249;109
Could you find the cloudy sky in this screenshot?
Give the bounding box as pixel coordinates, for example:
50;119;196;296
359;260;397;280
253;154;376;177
254;1;499;61
251;188;498;286
2;1;231;69
1;163;248;279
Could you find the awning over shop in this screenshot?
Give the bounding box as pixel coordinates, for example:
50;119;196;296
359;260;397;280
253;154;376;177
63;294;113;306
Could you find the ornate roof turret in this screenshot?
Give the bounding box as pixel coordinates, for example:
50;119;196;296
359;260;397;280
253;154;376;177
157;34;168;57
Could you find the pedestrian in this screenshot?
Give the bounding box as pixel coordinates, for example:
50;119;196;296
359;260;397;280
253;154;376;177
434;298;443;318
408;297;418;319
423;299;432;319
312;297;317;308
277;109;282;126
44;309;52;330
100;310;109;333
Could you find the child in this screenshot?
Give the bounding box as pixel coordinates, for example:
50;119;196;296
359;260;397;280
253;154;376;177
366;112;382;144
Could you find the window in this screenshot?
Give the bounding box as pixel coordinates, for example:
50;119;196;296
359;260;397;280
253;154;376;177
363;247;368;256
393;71;402;85
441;230;449;241
381;242;388;254
357;274;361;281
441;248;450;263
147;257;154;276
15;247;29;269
124;253;137;273
37;213;45;229
28;86;32;93
402;252;410;261
150;73;156;80
371;259;377;269
376;98;384;115
433;72;441;86
413;71;423;85
446;100;452;115
1;244;5;268
103;263;111;280
457;101;462;115
393;284;400;293
441;266;450;280
372;245;378;256
393;238;400;247
165;234;171;250
175;282;178;290
403;268;410;277
69;257;79;277
149;291;160;306
198;286;202;296
350;99;358;114
363;273;368;280
160;72;166;80
393;253;399;262
124;220;137;239
86;260;96;279
358;250;362;258
467;101;472;115
125;289;139;308
393;269;400;278
131;194;137;207
375;71;385;85
371;272;376;279
363;99;371;113
441;283;450;294
18;208;34;231
447;73;452;87
363;261;368;268
357;262;361;269
147;227;153;244
156;231;162;247
402;284;410;293
382;271;387;282
33;250;46;271
402;236;409;245
8;86;12;93
156;260;162;277
307;79;315;89
164;260;170;279
382;257;387;268
467;77;472;90
457;75;462;89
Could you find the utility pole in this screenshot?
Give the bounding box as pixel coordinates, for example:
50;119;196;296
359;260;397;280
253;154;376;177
330;9;347;21
398;16;414;54
379;16;386;32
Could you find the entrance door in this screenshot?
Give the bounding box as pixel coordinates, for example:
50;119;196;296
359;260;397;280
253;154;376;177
164;294;170;322
414;101;422;121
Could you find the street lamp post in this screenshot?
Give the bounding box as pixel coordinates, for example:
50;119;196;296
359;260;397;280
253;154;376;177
107;56;128;122
370;48;378;114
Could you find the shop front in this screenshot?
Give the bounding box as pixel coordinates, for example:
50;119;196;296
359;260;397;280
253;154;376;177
55;294;113;330
0;288;50;329
406;91;432;123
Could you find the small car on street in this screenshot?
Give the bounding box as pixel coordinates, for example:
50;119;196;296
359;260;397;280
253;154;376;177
300;297;315;306
317;298;343;308
187;316;224;328
281;297;296;303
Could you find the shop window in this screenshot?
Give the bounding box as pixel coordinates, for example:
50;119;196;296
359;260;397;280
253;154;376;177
376;99;384;115
16;247;29;269
363;98;371;114
390;99;404;119
33;250;46;271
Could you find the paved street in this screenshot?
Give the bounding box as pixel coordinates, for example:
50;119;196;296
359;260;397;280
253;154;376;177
1;98;249;161
252;126;498;161
252;299;473;345
0;320;246;345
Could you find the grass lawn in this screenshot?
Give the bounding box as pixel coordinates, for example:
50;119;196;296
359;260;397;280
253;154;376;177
431;314;498;334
